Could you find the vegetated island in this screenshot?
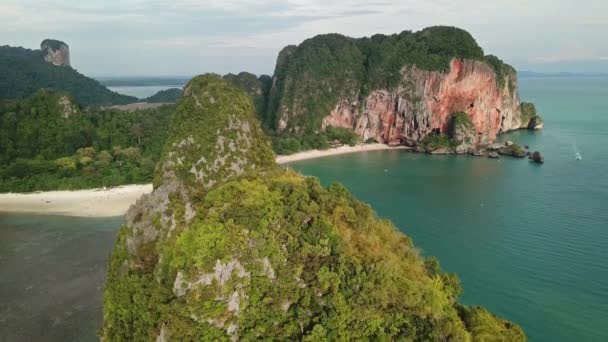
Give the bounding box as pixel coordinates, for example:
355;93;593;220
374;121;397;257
1;26;544;196
101;74;525;341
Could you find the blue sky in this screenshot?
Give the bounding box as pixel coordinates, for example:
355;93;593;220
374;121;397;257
2;0;607;76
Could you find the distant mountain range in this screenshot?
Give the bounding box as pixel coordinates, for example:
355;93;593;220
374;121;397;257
95;76;190;87
518;70;608;77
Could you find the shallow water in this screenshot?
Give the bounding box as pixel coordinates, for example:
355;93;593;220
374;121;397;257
0;214;122;341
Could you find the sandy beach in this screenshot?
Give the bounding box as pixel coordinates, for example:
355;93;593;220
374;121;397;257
0;184;153;217
276;143;410;164
0;144;408;217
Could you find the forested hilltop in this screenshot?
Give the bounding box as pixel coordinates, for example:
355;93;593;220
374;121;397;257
102;75;525;341
256;26;534;154
0;90;173;191
0;41;137;106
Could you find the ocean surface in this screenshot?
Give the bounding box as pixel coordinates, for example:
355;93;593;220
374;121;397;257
108;85;183;99
1;77;607;341
287;77;608;341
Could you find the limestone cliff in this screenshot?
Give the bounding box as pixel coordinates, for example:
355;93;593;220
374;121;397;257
102;75;525;341
265;27;541;151
41;39;70;67
323;59;525;147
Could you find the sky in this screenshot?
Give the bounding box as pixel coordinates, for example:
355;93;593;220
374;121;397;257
1;0;607;76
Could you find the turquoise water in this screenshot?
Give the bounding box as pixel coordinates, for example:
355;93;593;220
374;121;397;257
286;77;608;341
0;77;606;341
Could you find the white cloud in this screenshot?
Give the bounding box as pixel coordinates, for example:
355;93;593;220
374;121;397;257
1;0;607;75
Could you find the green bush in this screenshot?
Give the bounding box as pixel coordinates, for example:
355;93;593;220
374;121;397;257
420;133;457;151
325;126;359;146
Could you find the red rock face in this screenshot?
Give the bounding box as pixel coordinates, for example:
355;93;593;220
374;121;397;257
321;59;525;146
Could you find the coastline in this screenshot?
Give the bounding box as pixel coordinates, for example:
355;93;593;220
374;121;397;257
276;143;411;164
0;184;153;218
0;144;407;218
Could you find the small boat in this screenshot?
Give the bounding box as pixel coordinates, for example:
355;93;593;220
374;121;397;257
575;152;583;160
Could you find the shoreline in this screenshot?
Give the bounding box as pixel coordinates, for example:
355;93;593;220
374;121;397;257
276;143;411;164
0;184;153;218
0;144;406;218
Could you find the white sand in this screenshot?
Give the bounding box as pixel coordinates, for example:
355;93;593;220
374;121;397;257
0;144;409;217
276;143;410;164
0;184;152;217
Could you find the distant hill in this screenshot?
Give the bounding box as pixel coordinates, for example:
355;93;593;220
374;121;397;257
144;88;182;103
0;40;137;107
223;72;272;125
519;70;608;77
96;77;190;87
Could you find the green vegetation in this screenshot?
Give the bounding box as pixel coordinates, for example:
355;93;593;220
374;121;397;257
0;44;137;106
144;88;182;103
223;72;273;128
154;75;275;189
484;55;516;90
452;111;473;129
520;102;543;128
420;133;458;152
272;126;360;155
325;126;359;146
457;305;526;340
498;143;527;158
0;90;173;192
264;26;514;150
103;76;525;341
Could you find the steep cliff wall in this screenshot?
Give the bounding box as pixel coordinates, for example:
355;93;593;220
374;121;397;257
266;27;538;151
322;58;525;146
102;75;525;341
41;39;70;67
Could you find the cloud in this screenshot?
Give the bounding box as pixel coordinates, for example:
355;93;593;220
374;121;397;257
1;0;607;75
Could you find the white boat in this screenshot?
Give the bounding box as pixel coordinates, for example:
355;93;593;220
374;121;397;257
575;152;583;160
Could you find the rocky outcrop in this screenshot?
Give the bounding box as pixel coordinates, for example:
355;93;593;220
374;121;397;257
266;27;542;154
529;151;544;163
119;75;275;273
40;39;70;67
57;95;78;119
102;74;525;341
497;143;527;158
527;115;544;130
321;59;527;148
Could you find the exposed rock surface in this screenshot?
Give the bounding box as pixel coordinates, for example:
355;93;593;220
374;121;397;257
498;143;528;158
41;39;70;67
102;75;525;341
527;115;544;130
529;151;544;163
321;59;525;147
265;27;543;154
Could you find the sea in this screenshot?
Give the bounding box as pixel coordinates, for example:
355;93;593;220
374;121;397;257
107;85;183;99
1;77;607;341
